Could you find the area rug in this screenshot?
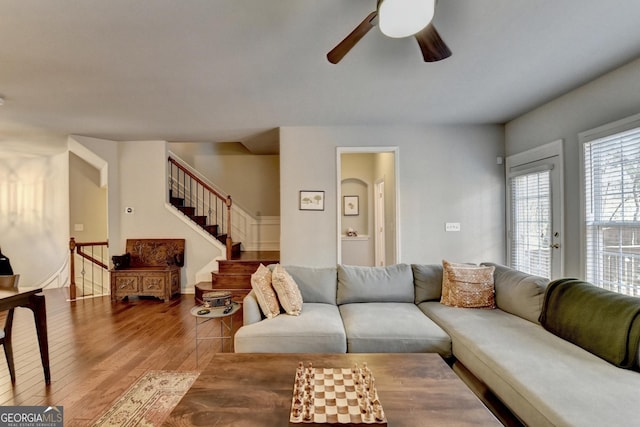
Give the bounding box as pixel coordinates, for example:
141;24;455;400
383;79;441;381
91;370;199;427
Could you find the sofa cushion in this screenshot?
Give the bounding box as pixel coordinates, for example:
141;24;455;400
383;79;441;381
337;264;414;305
270;265;337;305
271;264;303;316
234;303;347;353
441;260;495;309
481;262;548;323
250;264;280;319
412;264;443;303
339;302;451;356
420;301;640;427
539;278;640;369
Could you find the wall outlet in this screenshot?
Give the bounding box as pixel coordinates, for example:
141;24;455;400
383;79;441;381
445;222;461;232
74;223;84;232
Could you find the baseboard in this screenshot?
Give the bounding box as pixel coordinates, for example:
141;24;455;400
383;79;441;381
451;360;524;427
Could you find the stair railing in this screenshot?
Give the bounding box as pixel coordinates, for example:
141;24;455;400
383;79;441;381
168;157;234;259
69;237;109;300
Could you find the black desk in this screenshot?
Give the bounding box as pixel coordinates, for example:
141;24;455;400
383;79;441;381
0;288;50;384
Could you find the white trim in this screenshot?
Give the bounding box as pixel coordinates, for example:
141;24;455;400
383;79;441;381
578;112;640;144
507;139;563;167
578;112;640;282
336;146;400;265
508;163;554;178
505;139;564;278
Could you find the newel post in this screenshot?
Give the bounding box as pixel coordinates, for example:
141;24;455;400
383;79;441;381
225;195;233;259
69;237;77;300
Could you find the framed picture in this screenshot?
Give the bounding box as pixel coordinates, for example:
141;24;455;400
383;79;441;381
343;195;359;216
299;191;325;211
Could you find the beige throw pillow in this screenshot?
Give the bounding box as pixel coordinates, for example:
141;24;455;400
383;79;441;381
271;264;303;316
441;260;496;309
251;264;280;319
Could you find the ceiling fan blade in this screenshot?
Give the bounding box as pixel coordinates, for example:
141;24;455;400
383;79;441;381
327;11;378;64
415;23;451;62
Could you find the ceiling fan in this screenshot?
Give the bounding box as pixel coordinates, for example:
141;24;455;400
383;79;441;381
327;0;452;64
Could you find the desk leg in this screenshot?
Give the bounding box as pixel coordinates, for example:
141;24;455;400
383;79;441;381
29;294;51;385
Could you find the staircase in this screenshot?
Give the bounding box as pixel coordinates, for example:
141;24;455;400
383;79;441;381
169;190;241;258
195;251;280;303
168;156;241;259
168;155;279;303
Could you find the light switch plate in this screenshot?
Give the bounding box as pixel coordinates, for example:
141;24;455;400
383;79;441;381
445;222;461;232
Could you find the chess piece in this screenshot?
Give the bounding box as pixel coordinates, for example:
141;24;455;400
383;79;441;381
375;405;385;421
293;398;302;418
303;399;312;421
364;403;373;421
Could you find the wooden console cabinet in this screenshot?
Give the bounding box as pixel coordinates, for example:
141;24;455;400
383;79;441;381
110;239;185;302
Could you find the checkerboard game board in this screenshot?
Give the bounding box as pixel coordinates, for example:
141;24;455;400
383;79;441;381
289;362;387;426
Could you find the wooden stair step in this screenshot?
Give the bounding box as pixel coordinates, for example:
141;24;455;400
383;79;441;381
178;206;196;216
204;224;219;236
217;259;278;274
190;215;207;226
170;196;185;206
211;272;252;287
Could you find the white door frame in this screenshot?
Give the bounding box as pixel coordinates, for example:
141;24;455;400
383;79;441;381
336;147;400;265
506;139;564;278
374;179;386;266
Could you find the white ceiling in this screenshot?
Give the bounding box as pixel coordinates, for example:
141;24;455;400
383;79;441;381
1;0;640;154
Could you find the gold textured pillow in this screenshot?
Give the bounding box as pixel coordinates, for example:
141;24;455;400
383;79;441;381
441;260;496;309
271;264;303;316
251;264;280;319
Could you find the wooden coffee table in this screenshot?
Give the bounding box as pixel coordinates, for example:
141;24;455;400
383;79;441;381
163;353;501;426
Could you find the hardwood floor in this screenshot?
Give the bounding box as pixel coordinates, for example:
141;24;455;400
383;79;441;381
0;288;241;425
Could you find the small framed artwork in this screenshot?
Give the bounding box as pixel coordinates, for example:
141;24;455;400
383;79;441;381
343;195;359;216
299;191;325;211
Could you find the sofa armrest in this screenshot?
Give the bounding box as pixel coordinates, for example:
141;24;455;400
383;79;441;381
243;290;264;325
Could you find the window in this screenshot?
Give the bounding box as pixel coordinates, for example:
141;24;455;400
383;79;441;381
583;117;640;296
506;140;563;279
510;169;552;278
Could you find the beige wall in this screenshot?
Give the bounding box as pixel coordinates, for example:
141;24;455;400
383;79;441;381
169;142;280;216
69;152;107;242
505;57;640;278
280;125;505;267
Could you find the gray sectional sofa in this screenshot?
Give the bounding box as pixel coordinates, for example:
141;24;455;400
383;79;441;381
234;262;640;427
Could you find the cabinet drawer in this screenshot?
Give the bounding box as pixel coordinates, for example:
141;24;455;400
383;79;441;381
142;275;167;293
114;275;139;292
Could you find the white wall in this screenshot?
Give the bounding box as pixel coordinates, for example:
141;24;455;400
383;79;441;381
0;151;69;288
505;57;640;278
117;141;224;291
71;137;226;292
280;125;505;267
69;135;122;256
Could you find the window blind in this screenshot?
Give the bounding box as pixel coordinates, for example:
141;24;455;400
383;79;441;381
584;125;640;296
510;169;551;279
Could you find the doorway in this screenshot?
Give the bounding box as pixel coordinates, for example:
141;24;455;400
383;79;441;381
337;147;399;266
506;140;564;279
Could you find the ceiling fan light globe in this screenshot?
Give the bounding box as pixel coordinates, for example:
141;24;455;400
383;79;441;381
378;0;435;38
